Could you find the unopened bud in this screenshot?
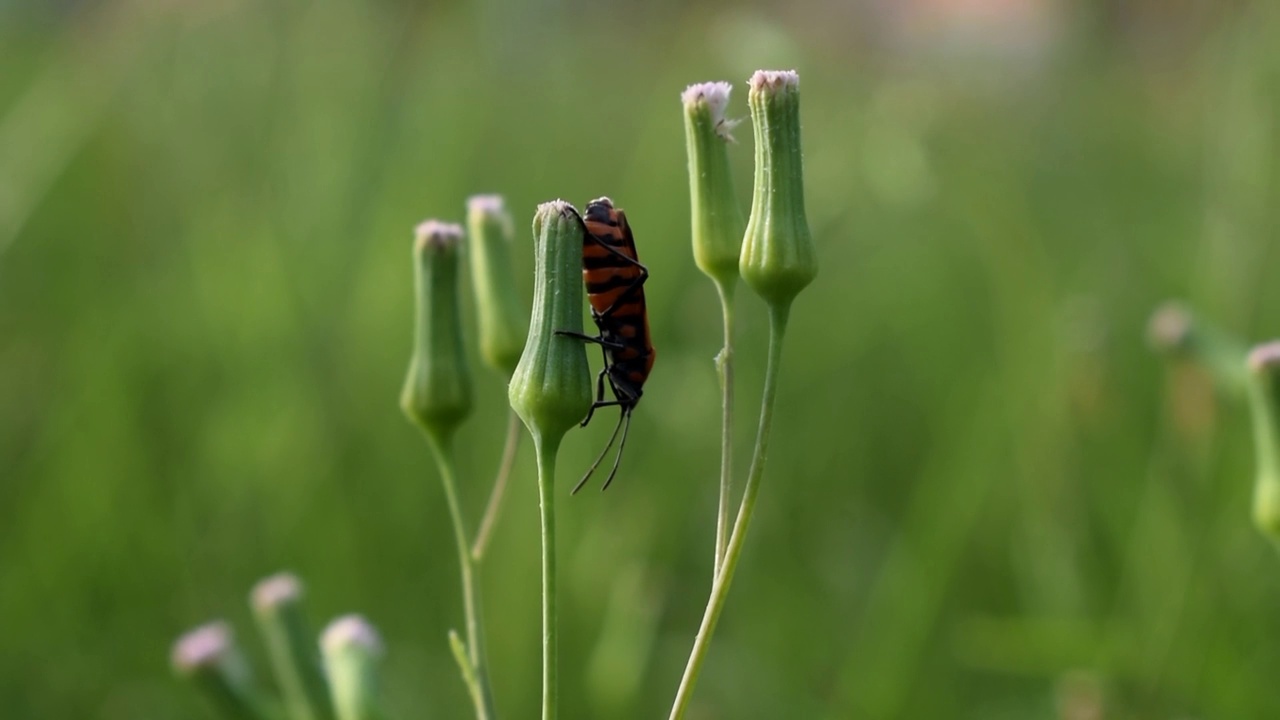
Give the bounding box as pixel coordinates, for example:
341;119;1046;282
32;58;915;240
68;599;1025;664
682;81;745;292
401;220;473;446
321;615;386;720
740;70;817;310
508;201;593;448
467;195;527;376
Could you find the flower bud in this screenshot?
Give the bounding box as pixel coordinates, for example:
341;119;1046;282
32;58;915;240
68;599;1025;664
321;615;386;720
1247;343;1280;541
740;70;817;310
401;220;473;446
682;81;745;291
508;201;592;447
467;194;528;376
172;621;269;720
250;573;335;720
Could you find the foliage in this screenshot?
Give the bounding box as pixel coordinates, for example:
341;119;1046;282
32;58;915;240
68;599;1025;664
3;2;1280;718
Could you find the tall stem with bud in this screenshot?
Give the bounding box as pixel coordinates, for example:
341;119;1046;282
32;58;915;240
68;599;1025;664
671;70;816;720
250;574;336;720
466;195;529;561
400;220;495;720
508;201;593;720
683;81;746;574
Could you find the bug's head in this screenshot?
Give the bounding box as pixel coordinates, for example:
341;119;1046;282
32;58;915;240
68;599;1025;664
584;197;616;224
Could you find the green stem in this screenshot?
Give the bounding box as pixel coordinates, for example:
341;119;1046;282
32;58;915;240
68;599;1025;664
472;409;522;561
713;280;736;574
534;435;560;720
256;595;335;720
187;673;272;720
1246;356;1280;545
428;438;496;720
670;302;790;720
448;629;487;716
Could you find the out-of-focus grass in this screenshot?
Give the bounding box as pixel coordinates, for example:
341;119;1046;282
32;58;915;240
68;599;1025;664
2;2;1280;719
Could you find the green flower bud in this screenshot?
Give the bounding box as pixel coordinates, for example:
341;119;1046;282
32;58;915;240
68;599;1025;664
1147;301;1249;395
467;194;528;376
250;573;336;720
172;621;269;720
682;81;745;292
401;220;473;446
321;615;386;720
508;201;592;449
740;70;817;310
1247;343;1280;541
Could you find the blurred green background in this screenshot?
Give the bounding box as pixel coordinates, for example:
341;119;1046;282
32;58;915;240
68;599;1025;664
3;1;1280;718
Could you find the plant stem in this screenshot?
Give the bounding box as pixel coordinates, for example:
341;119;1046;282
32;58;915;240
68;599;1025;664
670;302;790;720
187;672;272;720
472;409;522;561
713;280;736;574
448;629;487;717
429;438;496;720
534;436;560;720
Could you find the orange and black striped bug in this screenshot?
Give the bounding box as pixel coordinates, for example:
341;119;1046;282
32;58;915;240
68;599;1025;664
555;197;656;493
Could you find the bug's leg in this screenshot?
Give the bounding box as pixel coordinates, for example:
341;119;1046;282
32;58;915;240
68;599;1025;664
579;341;617;427
586;232;649;273
554;329;625;350
595;366;609;402
598;341;611;374
586;399;626;411
561;204;587;228
580;379;635;422
572;409;628;494
580;366;611;427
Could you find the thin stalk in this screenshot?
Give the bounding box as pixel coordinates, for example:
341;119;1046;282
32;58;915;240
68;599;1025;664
448;629;487;715
186;672;272;720
428;438;496;720
198;686;272;720
713;280;736;574
534;436;560;720
472;409;522;561
670;303;790;720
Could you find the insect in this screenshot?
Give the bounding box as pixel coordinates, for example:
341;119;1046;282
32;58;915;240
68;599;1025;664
556;197;656;493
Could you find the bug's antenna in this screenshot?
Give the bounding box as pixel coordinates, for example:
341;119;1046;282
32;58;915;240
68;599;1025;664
599;409;633;491
572;409;627;494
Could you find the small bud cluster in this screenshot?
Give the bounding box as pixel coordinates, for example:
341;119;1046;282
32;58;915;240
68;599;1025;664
174;573;388;720
682;69;817;311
